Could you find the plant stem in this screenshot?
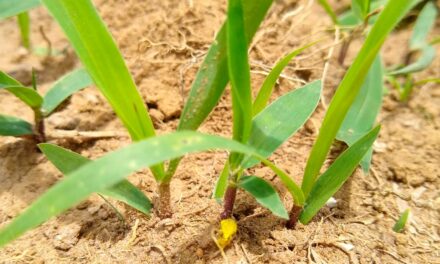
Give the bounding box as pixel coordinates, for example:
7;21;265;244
33;109;46;143
286;204;302;229
220;185;238;220
157;182;172;219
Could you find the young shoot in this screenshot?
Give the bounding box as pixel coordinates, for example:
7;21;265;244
0;68;93;143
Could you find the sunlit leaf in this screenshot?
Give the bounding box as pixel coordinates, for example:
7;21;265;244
0;131;303;246
17;12;31;49
41;0;164;178
39;144;152;214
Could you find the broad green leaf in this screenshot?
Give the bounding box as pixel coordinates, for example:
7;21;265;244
0;86;43;109
17;12;31;49
39;144;152;214
178;0;273;131
0;0;40;20
41;0;164;178
337;56;383;173
352;0;370;21
0;131;303;246
301;0;421;197
410;1;437;50
213;160;230;201
252;43;317;116
388;45;436;75
227;0;253;168
317;0;339;25
239;175;288;219
42;68;94;116
0;115;33;136
243;80;322;169
300;126;380;224
393;208;410;232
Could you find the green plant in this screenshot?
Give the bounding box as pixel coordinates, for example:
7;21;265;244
387;1;438;101
0;0;424;249
393;208;410;233
0;68;93;142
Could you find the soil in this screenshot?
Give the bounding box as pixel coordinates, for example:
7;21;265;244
0;0;439;263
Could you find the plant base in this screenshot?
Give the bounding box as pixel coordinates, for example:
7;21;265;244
286;205;302;229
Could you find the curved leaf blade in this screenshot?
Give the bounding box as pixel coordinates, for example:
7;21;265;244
301;0;422;196
38;144;152;214
0;131;303;246
252;42;317;116
213;160;230;201
0;0;40;20
42;68;94;116
0;115;33;136
393;208;410;232
239;175;288;219
389;45;436;75
243;80;322;168
41;0;164;178
300;126;380;224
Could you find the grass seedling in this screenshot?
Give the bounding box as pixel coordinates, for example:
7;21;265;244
387;1;438;102
0;68;93;142
393;209;410;233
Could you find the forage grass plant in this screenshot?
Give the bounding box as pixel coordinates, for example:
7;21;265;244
0;0;424;251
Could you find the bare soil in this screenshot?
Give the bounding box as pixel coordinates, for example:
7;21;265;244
0;0;439;263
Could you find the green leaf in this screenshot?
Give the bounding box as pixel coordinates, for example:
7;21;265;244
252;42;317;116
0;70;22;87
317;0;339;25
388;45;436;75
239;175;288;219
38;144;152;214
410;1;437;50
300;126;380;224
178;0;273;131
352;0;370;21
339;0;387;26
393;208;410;232
0;114;33;136
0;0;40;20
0;86;43;109
42;68;94;116
17;12;31;49
167;0;273;180
227;0;253;168
0;131;303;246
243;80;322;168
337;55;383;173
41;0;164;179
301;0;421;197
213;160;230;201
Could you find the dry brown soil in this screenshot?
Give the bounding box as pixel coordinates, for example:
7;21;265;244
0;0;439;263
